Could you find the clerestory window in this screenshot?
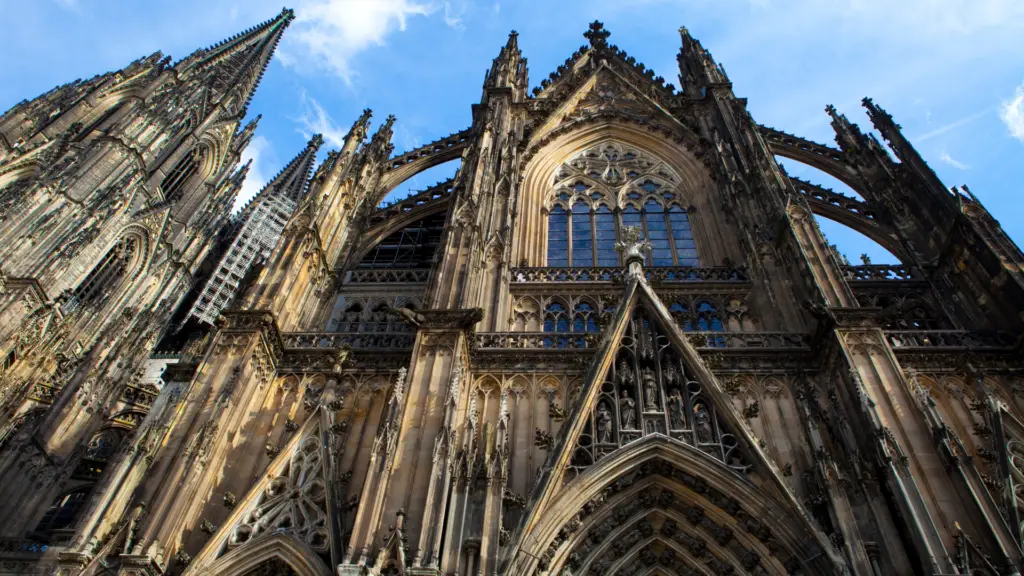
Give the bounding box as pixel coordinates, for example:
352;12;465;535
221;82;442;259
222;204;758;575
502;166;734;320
546;142;699;268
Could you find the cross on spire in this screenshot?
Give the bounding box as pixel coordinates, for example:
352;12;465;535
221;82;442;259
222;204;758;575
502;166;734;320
584;20;611;47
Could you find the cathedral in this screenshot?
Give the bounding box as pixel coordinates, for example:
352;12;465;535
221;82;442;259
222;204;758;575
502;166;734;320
1;7;1024;576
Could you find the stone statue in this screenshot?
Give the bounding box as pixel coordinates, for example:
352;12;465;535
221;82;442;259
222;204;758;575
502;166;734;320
642;369;658;411
596;402;612;444
694;403;713;444
668;388;686;430
619;390;637;429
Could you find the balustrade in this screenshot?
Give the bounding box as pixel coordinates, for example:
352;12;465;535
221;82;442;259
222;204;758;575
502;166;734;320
510;266;748;284
842;265;917;281
283;331;415;351
343;268;430;284
474;331;810;351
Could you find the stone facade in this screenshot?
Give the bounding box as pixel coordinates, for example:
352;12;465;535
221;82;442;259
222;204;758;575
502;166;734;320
0;10;1023;576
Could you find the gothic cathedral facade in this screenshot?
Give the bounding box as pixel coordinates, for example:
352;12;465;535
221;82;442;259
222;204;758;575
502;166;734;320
0;9;1023;576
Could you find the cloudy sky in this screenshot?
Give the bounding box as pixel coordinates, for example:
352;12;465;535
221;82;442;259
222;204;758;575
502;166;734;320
3;0;1023;264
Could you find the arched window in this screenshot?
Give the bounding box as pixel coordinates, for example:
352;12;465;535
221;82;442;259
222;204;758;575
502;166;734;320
338;303;362;332
695;301;723;331
73;235;140;306
33;488;91;539
161;148;200;203
572;302;599;333
543;302;570;333
546;142;701;268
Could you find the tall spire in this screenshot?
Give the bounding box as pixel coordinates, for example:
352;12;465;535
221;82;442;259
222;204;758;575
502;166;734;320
233;113;262;154
176;8;295;117
484;30;528;94
240;134;323;216
676;26;728;95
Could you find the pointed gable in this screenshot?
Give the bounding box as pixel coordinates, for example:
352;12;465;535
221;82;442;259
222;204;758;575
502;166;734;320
502;252;845;574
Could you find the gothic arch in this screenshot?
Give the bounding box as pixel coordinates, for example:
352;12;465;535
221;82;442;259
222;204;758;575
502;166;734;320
192;533;332;576
71;226;149;307
355;199;451;265
515;122;716;267
503;435;836;575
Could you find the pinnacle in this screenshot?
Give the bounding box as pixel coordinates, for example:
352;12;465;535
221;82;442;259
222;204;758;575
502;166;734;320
584;20;611;47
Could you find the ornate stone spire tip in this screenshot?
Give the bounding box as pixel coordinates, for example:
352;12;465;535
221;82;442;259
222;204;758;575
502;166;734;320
584;20;611;47
309;133;324;148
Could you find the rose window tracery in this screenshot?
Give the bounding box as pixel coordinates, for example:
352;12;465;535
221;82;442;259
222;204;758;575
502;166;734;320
229;432;330;554
546;142;699;268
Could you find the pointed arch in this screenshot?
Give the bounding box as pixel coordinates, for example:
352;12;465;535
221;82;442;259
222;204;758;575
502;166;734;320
516;122;715;267
194;533;332;576
502;436;839;575
352;208;448;270
71;227;149;309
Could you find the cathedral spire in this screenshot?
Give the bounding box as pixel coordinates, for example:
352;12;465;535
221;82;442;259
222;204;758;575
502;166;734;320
238;133;323;217
233;113;262;154
484;30;528;95
676;26;728;95
825;104;868;152
343;108;373;152
176;8;295;117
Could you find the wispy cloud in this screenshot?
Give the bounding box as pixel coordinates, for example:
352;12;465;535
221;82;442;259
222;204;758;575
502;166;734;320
913;109;990;143
443;2;465;29
1000;83;1024;143
279;0;434;83
232;136;274;212
293;91;348;149
939;151;970;170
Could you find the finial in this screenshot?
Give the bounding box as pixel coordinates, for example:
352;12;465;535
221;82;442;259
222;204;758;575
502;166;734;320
584;21;611;47
281;7;295;21
509;30;519;40
309;133;324;148
825;104;837;116
615;226;652;272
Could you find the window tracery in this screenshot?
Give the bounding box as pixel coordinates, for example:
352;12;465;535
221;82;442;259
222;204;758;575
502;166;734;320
32;488;91;540
72;234;141;307
546;142;699;268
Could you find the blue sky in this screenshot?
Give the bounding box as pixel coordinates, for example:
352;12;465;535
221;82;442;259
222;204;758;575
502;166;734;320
3;0;1023;265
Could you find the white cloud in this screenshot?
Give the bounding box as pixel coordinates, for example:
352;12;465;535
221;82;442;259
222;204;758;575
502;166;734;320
293;91;348;149
232;136;273;212
279;0;435;83
443;2;464;29
1000;83;1024;143
914;109;989;143
939;152;970;170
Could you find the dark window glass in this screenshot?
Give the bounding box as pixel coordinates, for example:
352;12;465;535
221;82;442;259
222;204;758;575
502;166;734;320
594;206;618;266
571;202;592;267
547;206;569;267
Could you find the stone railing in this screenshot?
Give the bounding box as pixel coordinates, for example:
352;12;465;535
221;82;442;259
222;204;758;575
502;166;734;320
474;332;599;350
343;268;430;284
685;331;812;350
842;265;917;281
283;332;416;351
120;384;158;409
885;330;1017;350
474;331;811;351
510;266;749;284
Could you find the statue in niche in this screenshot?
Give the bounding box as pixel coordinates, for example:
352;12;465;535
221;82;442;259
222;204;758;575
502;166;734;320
668;388;686;430
617;360;633;387
619;389;637;430
642;368;658;411
596;402;613;444
694;403;713;444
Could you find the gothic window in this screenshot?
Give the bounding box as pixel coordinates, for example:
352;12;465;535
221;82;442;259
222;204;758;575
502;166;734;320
546;142;701;268
338;303;363;332
73;234;140;307
543;302;570;333
161;148;200;203
695;301;723;331
32;488;91;540
572;302;599;333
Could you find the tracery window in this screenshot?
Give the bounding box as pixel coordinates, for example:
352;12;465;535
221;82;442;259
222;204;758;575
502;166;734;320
72;235;140;307
32;488;91;540
161;147;201;203
546;142;700;268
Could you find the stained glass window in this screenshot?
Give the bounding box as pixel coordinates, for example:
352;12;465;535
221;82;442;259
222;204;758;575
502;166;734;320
545;142;702;268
